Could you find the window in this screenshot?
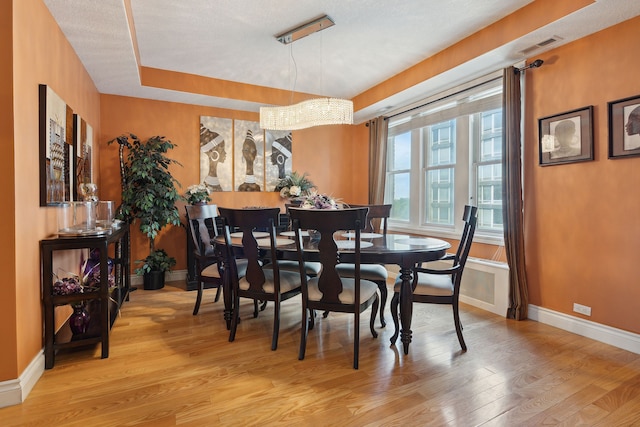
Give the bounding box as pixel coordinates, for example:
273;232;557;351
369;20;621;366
385;73;504;242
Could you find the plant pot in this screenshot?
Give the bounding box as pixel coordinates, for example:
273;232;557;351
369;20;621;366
143;270;165;290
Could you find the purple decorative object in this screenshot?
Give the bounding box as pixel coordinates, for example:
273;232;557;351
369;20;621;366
69;303;90;335
82;248;115;289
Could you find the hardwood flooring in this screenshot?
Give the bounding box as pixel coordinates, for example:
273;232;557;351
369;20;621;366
2;283;639;426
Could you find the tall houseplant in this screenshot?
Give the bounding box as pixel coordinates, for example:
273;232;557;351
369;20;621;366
109;134;182;290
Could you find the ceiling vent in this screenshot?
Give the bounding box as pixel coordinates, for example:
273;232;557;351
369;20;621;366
519;35;563;55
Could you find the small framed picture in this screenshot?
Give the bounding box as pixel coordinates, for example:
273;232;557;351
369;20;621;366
538;106;593;166
608;94;640;159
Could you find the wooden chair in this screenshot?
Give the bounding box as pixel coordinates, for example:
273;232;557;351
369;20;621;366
390;205;478;351
218;207;304;351
289;207;379;369
276;205;323;278
335;203;392;327
185;204;226;315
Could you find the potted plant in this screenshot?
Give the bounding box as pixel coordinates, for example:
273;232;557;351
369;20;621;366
109;134;182;290
274;171;316;201
184;183;211;205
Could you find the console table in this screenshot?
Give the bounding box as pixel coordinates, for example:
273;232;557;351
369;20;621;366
40;224;130;369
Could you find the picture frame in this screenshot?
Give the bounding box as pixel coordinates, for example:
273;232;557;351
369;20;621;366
608;94;640;159
39;84;74;206
72;114;94;200
538;106;593;166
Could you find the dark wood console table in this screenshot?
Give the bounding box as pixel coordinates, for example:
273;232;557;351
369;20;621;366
40;224;130;369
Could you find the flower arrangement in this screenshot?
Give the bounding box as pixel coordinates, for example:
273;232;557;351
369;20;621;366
185;183;211;205
52;250;116;296
300;192;340;210
274;171;316;199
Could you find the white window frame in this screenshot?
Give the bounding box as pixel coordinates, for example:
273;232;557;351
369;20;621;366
384;72;504;245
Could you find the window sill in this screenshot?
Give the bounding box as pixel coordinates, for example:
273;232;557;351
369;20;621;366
388;225;504;246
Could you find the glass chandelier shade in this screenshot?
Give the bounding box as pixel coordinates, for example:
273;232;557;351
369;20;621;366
260;97;353;131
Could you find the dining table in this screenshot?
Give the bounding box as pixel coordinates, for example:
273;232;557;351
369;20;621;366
216;230;450;355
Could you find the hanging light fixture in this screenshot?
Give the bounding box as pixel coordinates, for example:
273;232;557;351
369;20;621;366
260;15;354;131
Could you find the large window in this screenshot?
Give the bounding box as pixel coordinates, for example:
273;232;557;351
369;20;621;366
385;74;504;242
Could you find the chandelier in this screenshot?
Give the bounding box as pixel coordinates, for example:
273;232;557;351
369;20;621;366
260;15;354;131
260;98;353;131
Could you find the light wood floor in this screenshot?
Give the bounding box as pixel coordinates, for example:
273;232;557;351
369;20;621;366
2;283;639;426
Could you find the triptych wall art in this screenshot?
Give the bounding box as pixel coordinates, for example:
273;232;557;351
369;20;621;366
538;93;640;166
39;84;94;206
199;116;292;192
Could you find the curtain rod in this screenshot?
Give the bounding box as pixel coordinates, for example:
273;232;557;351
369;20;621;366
385;75;503;121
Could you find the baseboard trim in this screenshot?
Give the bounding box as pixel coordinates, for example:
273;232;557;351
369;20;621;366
0;350;44;408
528;304;640;355
130;269;187;286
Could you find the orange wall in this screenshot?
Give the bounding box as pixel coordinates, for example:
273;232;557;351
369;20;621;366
99;95;368;268
1;0;18;382
524;16;640;333
3;0;102;382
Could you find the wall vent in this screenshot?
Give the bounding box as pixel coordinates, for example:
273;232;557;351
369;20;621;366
519;35;563;55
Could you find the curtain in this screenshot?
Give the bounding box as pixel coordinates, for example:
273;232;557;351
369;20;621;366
502;66;529;320
368;116;388;205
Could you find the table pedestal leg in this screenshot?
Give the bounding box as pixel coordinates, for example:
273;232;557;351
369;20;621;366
399;265;413;355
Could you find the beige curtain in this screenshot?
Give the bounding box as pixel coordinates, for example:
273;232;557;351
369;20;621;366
502;66;529;320
368;116;388;204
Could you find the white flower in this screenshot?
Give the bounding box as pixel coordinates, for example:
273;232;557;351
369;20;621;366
279;188;289;198
289;185;301;197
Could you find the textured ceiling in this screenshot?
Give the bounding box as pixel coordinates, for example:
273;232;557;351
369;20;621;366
44;0;640;123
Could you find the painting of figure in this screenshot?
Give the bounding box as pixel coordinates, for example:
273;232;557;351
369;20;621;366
200;116;232;192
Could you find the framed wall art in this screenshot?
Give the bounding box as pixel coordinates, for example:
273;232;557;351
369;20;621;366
234;120;264;192
265;130;292;191
73;114;94;200
538;106;593;166
200;116;232;191
39;84;74;206
608;94;640;159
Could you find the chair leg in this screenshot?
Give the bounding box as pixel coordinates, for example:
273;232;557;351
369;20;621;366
229;293;240;343
253;300;259;318
271;300;280;351
353;310;360;369
369;294;379;338
453;301;467;351
192;280;204;315
390;291;400;345
376;280;387;328
214;285;221;302
299;307;309;361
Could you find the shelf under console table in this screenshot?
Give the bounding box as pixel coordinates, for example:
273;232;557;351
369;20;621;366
40;224;130;369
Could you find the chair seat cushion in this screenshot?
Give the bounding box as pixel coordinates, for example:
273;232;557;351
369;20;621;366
276;260;322;276
239;268;302;293
335;263;388;281
307;277;378;304
394;273;453;296
201;263;221;279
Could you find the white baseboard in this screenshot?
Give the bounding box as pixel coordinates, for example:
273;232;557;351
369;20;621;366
528;304;640;355
0;350;44;408
130;269;187;286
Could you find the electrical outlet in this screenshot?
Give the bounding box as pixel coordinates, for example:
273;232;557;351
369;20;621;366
573;303;592;316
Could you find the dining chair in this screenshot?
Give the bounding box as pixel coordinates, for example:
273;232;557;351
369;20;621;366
390;205;478;351
276;205;323;278
289;207;379;369
335;203;392;327
218;207;304;351
185;204;226;315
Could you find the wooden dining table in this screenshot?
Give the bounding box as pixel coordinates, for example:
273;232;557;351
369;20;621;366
216;230;450;354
